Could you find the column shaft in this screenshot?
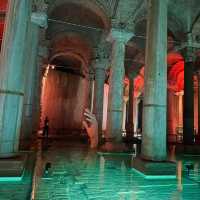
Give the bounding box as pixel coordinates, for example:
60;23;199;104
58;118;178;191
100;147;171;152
106;40;126;142
0;0;32;157
20;23;40;149
183;61;194;144
178;92;183;128
122;96;128;133
142;0;168;161
198;73;200;134
94;67;106;142
126;78;134;136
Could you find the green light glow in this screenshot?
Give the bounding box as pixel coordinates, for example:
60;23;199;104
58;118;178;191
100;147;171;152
132;168;177;180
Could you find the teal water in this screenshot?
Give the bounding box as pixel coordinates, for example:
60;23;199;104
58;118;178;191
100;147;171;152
34;141;200;200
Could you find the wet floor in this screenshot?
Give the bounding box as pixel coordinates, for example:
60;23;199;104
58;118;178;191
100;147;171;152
0;152;35;200
33;140;200;200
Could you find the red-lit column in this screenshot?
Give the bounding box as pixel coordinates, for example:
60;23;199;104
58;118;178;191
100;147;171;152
177;91;183;128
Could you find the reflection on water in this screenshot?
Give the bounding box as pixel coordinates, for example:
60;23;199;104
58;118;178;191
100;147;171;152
34;141;200;200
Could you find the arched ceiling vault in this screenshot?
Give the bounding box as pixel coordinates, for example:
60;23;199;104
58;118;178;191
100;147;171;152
46;0;111;75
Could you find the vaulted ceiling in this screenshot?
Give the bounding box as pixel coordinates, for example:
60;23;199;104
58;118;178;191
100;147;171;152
1;0;200;93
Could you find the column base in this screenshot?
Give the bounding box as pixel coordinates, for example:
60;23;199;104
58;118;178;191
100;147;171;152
0;152;19;158
132;157;177;179
176;144;200;154
0;153;27;181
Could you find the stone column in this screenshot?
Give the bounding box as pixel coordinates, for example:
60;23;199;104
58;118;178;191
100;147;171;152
122;95;129;134
94;58;107;143
126;76;135;137
20;24;39;150
20;10;47;149
141;0;168;161
134;97;139;133
183;44;195;145
104;29;133;150
197;71;200;135
89;73;95;113
0;0;32;158
177;91;183;128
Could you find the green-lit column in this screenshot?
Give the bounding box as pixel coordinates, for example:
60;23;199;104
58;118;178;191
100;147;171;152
142;0;168;161
20;11;47;150
0;0;32;157
94;58;107;143
105;29;133;150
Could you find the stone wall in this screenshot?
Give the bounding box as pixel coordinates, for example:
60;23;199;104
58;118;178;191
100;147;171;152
41;69;89;135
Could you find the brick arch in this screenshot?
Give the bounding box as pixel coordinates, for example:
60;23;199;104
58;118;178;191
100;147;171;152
49;32;93;72
48;0;110;30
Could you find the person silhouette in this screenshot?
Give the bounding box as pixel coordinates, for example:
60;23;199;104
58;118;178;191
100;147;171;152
43;116;49;139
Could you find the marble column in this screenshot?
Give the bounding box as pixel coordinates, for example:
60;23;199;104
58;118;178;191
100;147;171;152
105;29;133;149
183;47;195;145
122;95;129;135
134;97;139;133
197;71;200;135
89;73;95;113
142;0;168;161
126;76;134;137
94;59;107;143
20;11;47;149
20;24;39;150
0;0;32;157
177;91;183;128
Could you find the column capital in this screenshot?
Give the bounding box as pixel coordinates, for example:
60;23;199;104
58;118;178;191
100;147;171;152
176;33;200;62
123;95;129;102
31;12;48;28
107;28;134;44
127;71;138;80
93;58;109;70
175;91;184;96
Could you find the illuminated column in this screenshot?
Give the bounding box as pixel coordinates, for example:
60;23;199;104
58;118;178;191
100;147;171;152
134;98;138;133
126;75;135;137
183;36;195;145
122;95;129;134
177;91;183;128
105;29;133;149
0;0;32;157
197;71;200;135
20;10;47;149
134;97;141;133
94;58;107;143
89;73;95;113
142;0;168;161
